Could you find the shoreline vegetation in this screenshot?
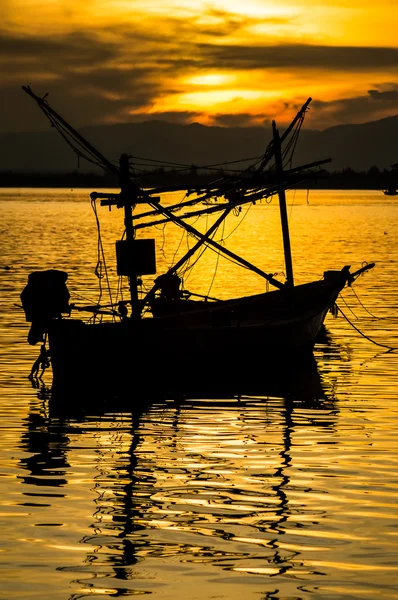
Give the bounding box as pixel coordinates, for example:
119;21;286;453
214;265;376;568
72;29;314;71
0;166;396;190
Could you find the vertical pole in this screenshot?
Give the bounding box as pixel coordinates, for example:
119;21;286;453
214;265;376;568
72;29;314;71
119;154;140;317
272;121;294;288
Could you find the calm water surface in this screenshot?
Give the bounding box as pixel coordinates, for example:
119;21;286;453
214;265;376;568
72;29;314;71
0;188;397;599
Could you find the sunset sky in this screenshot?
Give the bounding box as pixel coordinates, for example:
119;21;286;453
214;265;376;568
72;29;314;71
1;0;397;133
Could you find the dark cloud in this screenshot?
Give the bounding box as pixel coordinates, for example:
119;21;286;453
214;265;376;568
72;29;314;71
1;23;397;133
187;8;292;38
368;88;398;102
128;111;203;124
0;29;168;132
196;43;398;71
213;113;259;127
1;76;161;134
311;86;398;126
0;31;118;66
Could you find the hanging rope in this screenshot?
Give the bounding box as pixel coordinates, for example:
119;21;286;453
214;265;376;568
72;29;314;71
349;286;379;319
91;197;115;319
222;203;252;241
207;220;225;297
335;304;398;351
29;336;51;381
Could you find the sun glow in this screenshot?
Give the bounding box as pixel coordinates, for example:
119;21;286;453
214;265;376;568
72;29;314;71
207;0;296;19
175;89;267;108
2;0;398;133
186;74;234;87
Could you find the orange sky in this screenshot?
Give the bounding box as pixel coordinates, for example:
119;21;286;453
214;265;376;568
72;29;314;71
1;0;397;132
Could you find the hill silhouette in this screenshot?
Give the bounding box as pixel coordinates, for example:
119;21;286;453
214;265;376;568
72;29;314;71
1;114;397;175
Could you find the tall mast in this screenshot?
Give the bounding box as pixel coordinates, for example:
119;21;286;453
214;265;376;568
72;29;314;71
118;154;141;317
256;97;312;175
273;121;294;288
92;155;159;319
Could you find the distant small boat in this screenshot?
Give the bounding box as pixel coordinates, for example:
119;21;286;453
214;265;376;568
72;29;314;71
383;187;397;196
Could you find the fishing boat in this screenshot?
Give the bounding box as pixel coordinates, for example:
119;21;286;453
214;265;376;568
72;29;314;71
20;86;374;396
383;187;397;196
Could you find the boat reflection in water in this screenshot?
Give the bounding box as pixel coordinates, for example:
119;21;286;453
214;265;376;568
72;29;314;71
18;345;344;598
47;348;327;415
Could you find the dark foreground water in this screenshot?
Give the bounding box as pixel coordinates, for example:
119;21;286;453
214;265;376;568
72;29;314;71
0;189;397;599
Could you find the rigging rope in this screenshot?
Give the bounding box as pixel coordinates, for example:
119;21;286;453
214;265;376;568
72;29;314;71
282;116;304;169
128;153;263;170
41;104;111;172
179;229;215;282
207;220;225;297
222;203;252;241
91;197;115;320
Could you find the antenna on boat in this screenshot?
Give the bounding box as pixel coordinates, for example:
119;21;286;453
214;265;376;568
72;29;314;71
273;121;294;288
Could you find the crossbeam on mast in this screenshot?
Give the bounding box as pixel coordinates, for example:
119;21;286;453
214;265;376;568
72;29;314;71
146;202;285;290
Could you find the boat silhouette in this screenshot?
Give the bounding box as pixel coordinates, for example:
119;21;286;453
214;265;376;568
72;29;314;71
19;86;374;397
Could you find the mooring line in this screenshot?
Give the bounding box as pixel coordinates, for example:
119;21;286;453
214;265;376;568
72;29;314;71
349;285;379;319
336;303;398;351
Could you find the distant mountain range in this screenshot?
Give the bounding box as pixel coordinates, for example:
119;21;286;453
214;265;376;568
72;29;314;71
1;114;397;173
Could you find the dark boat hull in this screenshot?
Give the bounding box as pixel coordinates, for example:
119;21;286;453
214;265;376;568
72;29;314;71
48;269;348;397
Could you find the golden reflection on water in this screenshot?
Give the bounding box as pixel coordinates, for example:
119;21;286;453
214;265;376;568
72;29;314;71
0;189;398;598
